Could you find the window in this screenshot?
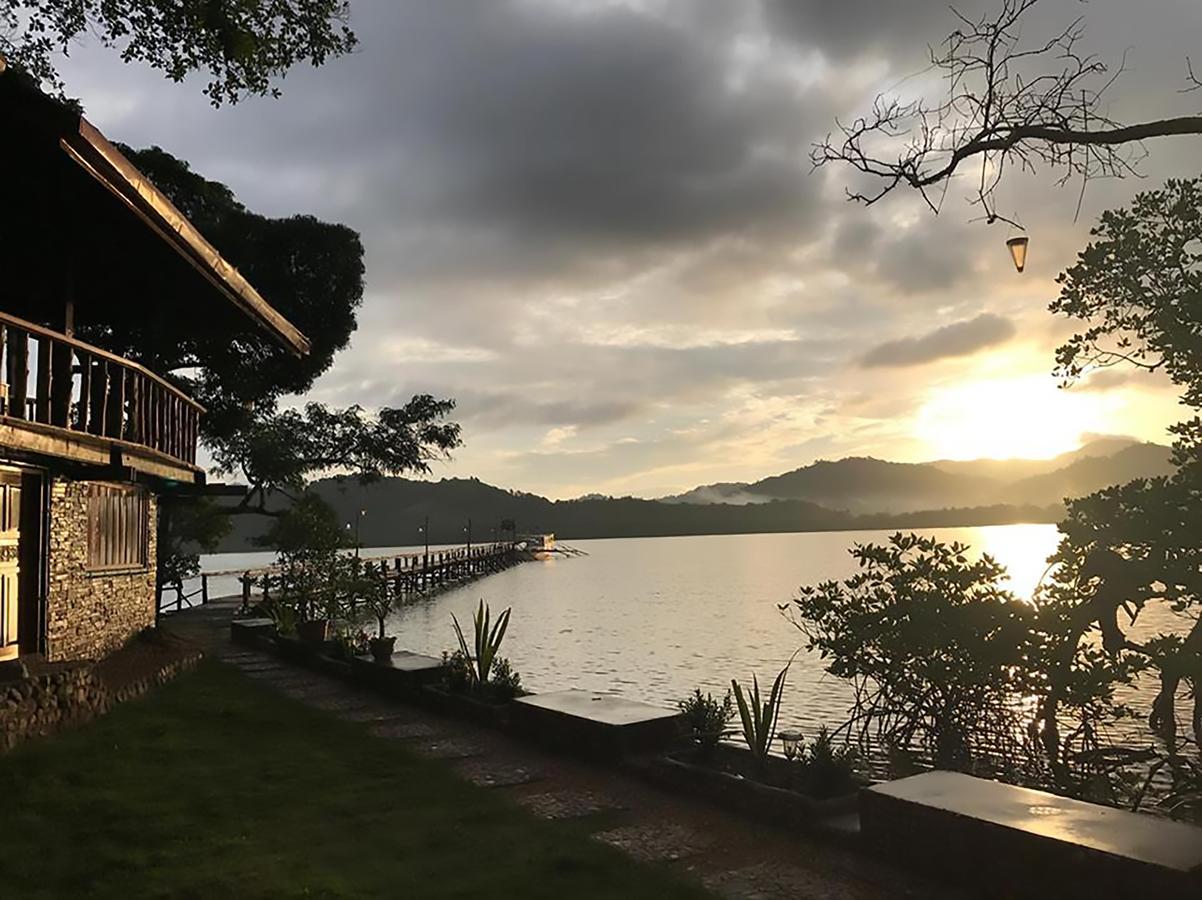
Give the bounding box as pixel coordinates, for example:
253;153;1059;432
87;484;148;571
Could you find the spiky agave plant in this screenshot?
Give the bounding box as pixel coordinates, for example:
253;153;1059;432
731;660;791;769
451;600;512;690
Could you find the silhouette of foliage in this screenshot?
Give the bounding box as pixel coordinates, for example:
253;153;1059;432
1037;176;1202;819
787;533;1042;777
1;0;356;105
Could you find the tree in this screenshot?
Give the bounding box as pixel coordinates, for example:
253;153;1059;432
1036;177;1202;818
1;0;356;104
813;0;1202;222
786;533;1041;776
100;149;462;589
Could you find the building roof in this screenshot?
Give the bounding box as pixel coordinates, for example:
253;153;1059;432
0;56;311;357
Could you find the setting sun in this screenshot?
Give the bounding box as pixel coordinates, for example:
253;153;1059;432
913;375;1122;460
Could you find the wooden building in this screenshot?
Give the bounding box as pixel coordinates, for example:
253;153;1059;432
0;59;309;664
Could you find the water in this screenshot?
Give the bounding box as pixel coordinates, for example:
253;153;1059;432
195;524;1079;735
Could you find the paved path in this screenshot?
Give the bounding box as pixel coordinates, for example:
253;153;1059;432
165;600;964;900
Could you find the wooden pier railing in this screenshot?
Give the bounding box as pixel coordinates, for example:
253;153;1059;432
0;311;203;467
158;542;521;616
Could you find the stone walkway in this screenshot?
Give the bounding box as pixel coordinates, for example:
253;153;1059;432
165;600;964;900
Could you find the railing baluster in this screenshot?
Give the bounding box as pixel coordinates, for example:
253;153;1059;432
34;336;51;423
76;350;91;430
50;339;72;427
6;328;28;420
106;363;124;438
88;358;107;436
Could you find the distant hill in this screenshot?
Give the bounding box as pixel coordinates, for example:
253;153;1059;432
208;437;1172;552
663;438;1172;514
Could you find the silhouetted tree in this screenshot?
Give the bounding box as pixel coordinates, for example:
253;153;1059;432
1;0;356;104
813;0;1202;222
104;149;461;590
1035;177;1202;818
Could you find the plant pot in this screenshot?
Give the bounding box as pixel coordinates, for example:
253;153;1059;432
369;636;396;661
296;619;332;644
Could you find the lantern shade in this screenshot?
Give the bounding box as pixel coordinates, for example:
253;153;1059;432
779;729;803;761
1007;235;1029;273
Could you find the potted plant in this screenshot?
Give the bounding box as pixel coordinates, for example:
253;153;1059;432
360;561;398;661
259;496;349;644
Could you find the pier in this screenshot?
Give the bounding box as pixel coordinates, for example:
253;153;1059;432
158;542;522;616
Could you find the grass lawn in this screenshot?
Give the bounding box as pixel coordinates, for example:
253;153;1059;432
0;660;711;899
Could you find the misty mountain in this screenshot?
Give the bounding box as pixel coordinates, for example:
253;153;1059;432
663;438;1172;514
211;476;1059;553
208;437;1172;553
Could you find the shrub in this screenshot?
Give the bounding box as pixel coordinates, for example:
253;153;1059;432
678;688;733;750
489;656;523;700
798;726;858;799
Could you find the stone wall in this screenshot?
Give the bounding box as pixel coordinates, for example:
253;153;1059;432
45;478;158;663
0;641;201;752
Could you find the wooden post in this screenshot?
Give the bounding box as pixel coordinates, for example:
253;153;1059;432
201;573;209;605
175;583;184;612
240;575;251;613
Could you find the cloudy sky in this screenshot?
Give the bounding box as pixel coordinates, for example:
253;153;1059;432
57;0;1200;498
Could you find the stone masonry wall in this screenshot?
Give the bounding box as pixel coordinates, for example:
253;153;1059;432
45;478;158;663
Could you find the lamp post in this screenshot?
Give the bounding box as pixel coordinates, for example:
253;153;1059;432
347;509;365;559
464;517;472;554
417;515;430;592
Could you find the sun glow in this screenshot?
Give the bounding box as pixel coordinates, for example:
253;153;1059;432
913;375;1121;461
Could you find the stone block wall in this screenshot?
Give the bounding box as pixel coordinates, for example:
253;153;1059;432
45;478;158;663
0;642;202;752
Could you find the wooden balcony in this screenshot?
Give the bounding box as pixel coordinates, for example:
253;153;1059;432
0;311;203;480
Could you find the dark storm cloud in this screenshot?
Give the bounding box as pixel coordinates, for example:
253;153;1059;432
762;0;993;61
860;313;1016;368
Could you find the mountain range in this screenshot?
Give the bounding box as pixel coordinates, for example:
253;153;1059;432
662;437;1172;514
210;436;1173;552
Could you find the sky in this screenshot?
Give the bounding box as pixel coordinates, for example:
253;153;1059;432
54;0;1201;499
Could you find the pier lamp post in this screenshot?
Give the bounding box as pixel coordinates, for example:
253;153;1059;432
347;509;366;559
464;517;472;554
418;515;430;592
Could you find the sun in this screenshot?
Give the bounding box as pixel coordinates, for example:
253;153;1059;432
913;375;1122;460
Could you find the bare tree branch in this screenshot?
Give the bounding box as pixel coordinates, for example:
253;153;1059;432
813;0;1202;220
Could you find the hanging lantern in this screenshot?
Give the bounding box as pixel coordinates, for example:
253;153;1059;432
1007;235;1030;273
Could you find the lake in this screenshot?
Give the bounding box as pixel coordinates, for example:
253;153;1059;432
198;523;1139;740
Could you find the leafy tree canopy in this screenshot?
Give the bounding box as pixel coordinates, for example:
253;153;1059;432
1;0;356;104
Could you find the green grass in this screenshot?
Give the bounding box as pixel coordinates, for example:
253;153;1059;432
0;661;711;899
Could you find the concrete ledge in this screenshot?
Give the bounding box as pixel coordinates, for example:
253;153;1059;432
229;618;275;647
511;689;682;760
351;651;446;695
860;771;1202;898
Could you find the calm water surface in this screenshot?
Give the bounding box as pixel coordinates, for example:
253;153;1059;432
199;524;1123;737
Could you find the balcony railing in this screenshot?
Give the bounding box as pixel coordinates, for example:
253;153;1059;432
0;311;202;467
